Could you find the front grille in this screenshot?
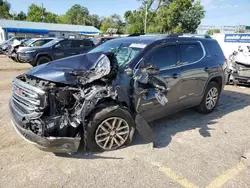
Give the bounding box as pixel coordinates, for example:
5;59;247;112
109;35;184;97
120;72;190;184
11;78;46;119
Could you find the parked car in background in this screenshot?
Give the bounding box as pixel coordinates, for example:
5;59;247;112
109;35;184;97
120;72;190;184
92;36;117;46
10;34;227;153
8;38;55;62
0;36;28;53
17;38;95;66
227;45;250;84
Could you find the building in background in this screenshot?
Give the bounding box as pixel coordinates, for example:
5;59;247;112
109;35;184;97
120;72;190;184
197;25;250;34
0;19;102;43
212;33;250;58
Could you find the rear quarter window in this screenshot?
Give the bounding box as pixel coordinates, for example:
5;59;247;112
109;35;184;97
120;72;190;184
179;43;204;63
205;40;225;60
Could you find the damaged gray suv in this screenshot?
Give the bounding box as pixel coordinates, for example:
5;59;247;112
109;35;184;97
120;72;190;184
9;34;227;153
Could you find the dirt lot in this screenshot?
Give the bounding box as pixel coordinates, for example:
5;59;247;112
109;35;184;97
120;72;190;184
0;56;250;188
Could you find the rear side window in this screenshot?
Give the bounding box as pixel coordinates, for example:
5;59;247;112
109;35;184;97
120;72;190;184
205;40;225;60
179;43;204;63
145;45;177;69
83;40;94;47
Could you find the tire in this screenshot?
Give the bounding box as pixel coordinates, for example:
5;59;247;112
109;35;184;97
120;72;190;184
85;105;135;151
197;81;220;114
36;56;51;66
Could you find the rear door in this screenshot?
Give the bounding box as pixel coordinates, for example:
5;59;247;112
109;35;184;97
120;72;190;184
133;42;184;121
177;41;207;107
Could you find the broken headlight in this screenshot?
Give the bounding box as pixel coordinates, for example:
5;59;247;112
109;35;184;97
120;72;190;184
78;54;111;85
94;54;111;77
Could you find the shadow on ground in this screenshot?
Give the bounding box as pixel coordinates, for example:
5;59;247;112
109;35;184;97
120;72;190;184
132;89;250;149
55;152;124;160
56;89;250;159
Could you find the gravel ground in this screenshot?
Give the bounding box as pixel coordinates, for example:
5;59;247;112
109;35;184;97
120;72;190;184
0;56;250;188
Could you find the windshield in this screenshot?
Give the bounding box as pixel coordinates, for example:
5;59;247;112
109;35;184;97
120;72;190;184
42;39;61;47
88;39;146;68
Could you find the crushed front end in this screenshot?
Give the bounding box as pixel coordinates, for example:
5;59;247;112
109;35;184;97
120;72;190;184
229;61;250;84
10;75;82;152
9;55;118;152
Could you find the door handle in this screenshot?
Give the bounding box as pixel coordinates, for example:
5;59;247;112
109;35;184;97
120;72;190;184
172;73;180;79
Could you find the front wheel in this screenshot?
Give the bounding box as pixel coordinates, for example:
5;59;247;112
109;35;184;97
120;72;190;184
36;56;51;66
85;105;135;151
197;81;220;114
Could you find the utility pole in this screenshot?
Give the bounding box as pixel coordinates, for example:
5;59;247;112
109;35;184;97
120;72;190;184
41;3;45;22
144;3;148;34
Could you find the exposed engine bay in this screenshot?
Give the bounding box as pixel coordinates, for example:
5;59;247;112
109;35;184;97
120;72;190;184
19;75;116;137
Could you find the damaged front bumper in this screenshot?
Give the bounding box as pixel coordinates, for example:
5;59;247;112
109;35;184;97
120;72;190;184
231;72;250;83
231;69;250;84
228;61;250;84
9;100;81;153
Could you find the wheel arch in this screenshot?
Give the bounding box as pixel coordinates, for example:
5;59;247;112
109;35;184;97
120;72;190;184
35;53;52;63
85;98;134;122
204;75;223;95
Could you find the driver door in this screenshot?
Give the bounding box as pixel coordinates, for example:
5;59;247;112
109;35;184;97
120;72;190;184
133;43;183;122
53;40;73;60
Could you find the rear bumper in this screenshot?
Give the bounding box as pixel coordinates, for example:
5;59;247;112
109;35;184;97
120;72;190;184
9;99;81;153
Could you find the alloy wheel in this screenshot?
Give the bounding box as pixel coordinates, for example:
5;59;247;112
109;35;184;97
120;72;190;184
206;87;218;110
95;117;130;150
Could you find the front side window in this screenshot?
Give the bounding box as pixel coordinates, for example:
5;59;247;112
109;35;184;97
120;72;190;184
31;40;43;47
145;45;177;69
42;39;63;47
72;40;81;48
180;43;203;63
57;40;72;49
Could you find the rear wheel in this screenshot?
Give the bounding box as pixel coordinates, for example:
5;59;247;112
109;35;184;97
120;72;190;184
85;105;135;151
197;81;220;114
36;56;51;66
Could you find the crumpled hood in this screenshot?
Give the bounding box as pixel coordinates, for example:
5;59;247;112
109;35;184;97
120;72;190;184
26;52;105;85
234;53;250;66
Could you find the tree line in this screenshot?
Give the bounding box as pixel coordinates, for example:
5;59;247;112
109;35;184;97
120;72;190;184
0;0;205;34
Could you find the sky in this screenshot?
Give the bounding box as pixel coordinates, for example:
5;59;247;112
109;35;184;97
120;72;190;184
7;0;250;27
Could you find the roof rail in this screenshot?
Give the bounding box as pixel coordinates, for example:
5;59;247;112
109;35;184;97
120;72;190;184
127;33;212;39
168;34;211;39
141;33;211;39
